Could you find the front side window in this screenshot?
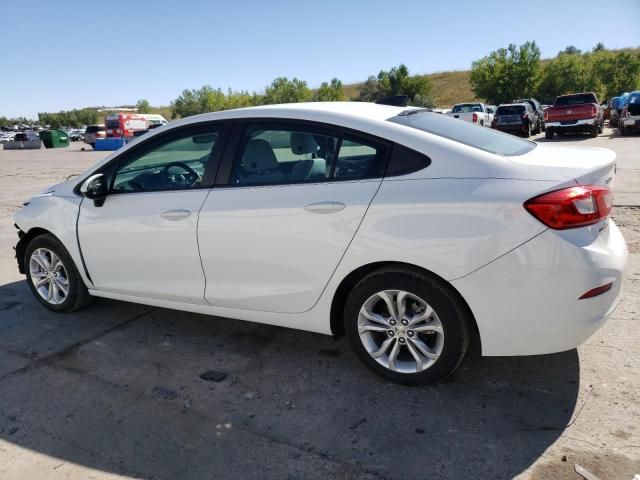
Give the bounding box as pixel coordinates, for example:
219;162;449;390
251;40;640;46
229;124;385;186
112;127;219;192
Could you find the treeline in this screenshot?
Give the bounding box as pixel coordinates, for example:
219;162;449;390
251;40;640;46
470;43;640;104
170;65;432;118
5;45;639;128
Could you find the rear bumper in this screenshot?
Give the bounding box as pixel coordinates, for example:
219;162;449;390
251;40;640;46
622;116;640;127
452;219;628;356
545;118;597;132
495;124;528;133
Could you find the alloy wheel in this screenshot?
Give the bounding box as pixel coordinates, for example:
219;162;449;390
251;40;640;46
357;290;445;374
29;248;69;305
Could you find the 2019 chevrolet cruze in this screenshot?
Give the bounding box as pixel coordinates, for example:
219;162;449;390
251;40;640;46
14;102;628;385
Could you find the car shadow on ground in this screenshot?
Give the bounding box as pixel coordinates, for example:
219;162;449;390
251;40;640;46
0;280;580;479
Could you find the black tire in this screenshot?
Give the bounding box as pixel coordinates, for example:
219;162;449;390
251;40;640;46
590;124;598;138
343;266;472;386
545;129;553;139
619;121;627;136
24;233;92;312
598;121;603;134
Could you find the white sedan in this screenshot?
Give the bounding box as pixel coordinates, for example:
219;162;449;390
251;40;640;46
13;102;627;385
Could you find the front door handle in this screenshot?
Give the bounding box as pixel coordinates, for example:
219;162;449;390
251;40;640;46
303;201;346;214
160;209;191;221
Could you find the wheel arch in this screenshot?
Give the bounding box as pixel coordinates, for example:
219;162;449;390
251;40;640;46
329;261;481;350
15;227;57;274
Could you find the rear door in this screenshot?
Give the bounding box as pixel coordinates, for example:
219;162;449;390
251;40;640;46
198;120;389;313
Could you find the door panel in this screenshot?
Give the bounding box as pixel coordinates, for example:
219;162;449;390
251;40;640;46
198;180;381;313
78;190;210;304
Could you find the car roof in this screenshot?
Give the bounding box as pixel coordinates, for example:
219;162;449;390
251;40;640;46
169;101;414;130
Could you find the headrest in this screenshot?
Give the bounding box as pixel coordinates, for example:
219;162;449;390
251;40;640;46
290;132;318;155
243;139;278;172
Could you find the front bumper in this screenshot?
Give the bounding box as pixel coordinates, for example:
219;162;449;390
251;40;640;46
452;219;628;356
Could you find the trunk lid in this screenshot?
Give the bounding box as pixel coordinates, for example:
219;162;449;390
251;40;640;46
508;144;616;186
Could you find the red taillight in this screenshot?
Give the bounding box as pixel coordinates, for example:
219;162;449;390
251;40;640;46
524;185;612;230
472;113;478;123
544;110;548;121
591;105;597;117
579;282;613;299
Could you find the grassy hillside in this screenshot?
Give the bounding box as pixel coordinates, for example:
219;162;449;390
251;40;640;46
342;47;640;108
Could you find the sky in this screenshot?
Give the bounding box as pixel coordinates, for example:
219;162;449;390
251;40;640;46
1;0;638;118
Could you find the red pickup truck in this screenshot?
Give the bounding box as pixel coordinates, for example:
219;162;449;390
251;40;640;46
544;92;604;139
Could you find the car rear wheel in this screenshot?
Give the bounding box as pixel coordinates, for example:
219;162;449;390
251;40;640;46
545;129;553;139
590;124;598;138
344;267;472;385
25;234;91;312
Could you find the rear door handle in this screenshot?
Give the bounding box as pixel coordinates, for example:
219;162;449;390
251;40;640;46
160;209;191;221
303;201;346;214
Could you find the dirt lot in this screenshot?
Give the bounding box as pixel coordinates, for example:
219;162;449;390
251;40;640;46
0;128;638;480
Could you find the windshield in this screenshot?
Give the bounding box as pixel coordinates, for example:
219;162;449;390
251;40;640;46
389;111;535;156
452;104;482;113
105;120;120;129
497;105;525;115
554;93;597;106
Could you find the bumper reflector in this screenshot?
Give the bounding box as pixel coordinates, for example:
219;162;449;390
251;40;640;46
579;282;613;299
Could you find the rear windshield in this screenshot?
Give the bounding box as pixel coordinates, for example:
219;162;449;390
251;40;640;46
497;105;525;115
452;104;482;113
389;111;535;156
105;120;119;129
85;126;105;133
554;93;597;106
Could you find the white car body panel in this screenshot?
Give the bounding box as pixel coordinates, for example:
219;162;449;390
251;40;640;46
199;179;382;313
12;102;628;358
77;191;210;304
452;220;627;355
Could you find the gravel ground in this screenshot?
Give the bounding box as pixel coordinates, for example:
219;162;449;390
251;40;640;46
0;127;638;480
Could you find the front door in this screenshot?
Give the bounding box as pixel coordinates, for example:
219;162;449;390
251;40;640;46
78;123;225;304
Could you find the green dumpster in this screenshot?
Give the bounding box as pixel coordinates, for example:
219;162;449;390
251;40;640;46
39;129;70;148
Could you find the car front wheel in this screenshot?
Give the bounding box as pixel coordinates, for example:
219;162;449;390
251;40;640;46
344;267;472;385
25;234;91;312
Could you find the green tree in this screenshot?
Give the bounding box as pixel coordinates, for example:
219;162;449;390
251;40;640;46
536;52;585;103
314;78;344;101
470;41;541;104
356;75;383;102
593;42;605;52
560;45;582;55
136;99;151;114
263;77;311;104
378;64;433;106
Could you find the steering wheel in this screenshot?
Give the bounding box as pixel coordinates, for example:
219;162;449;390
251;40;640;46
160;161;200;188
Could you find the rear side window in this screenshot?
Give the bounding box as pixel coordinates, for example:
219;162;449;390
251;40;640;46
554;93;597;106
385;145;430;176
228;123;387;186
389;111;535;156
497;105;525;115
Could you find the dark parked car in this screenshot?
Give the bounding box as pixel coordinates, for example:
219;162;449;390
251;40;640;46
609;96;621;126
619;91;640;136
513;98;544;133
491;103;535;137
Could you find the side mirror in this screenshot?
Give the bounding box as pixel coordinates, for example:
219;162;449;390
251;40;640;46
80;173;108;207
